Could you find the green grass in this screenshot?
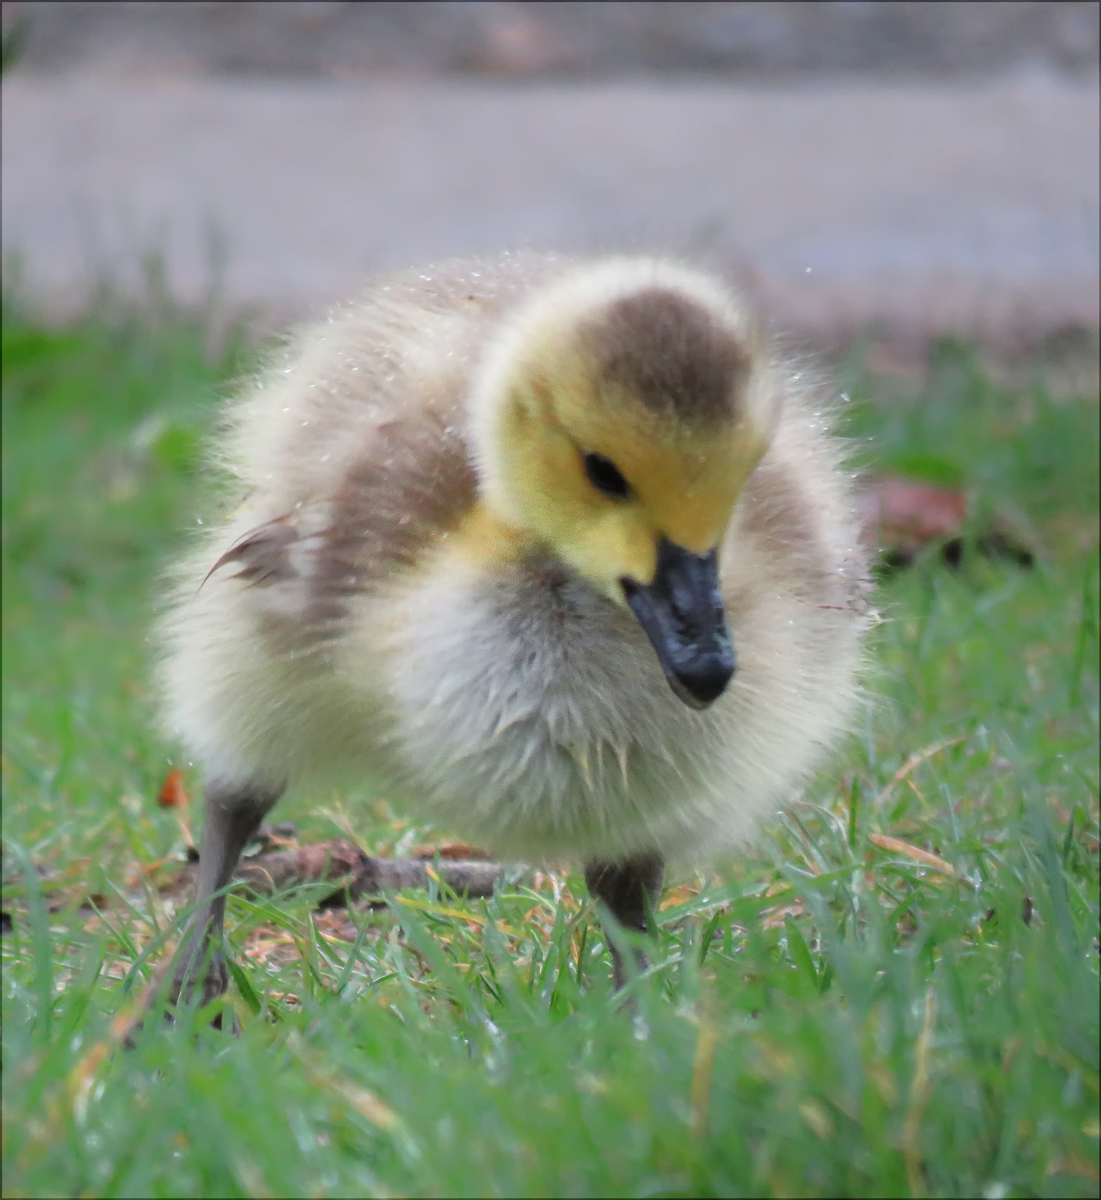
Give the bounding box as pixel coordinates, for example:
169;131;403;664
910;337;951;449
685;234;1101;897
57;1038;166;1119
3;281;1098;1198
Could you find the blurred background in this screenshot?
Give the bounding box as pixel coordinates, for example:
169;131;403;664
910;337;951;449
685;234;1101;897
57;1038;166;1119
3;0;1098;351
3;16;1099;1191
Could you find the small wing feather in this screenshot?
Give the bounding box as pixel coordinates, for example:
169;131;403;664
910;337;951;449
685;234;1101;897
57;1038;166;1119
200;515;306;590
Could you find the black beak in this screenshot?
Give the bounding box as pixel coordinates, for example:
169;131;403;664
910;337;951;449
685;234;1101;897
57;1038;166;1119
620;538;736;709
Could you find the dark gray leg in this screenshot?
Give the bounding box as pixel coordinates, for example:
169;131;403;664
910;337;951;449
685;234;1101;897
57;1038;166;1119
169;779;282;1011
584;854;665;990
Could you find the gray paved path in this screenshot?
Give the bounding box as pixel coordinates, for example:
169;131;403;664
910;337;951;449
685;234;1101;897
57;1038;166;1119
2;74;1097;341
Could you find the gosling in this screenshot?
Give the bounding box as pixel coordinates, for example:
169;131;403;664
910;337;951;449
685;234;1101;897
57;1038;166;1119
157;252;870;1004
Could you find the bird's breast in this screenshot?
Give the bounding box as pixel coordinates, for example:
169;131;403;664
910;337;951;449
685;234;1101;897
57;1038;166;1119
363;550;726;859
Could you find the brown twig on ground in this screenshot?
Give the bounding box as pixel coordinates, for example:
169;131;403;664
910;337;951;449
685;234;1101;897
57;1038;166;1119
203;838;520;905
1;838;524;934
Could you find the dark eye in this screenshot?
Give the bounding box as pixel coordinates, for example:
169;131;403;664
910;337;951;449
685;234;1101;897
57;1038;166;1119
583;452;631;499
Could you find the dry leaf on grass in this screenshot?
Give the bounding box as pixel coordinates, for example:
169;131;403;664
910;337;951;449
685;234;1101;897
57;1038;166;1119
312;909;363;943
156;769;189;809
412;841;494;861
869;833;956;877
761;896;809;928
875;738;966;809
241;924;301;967
858;476;966;554
858;475;1036;567
659;884;701;910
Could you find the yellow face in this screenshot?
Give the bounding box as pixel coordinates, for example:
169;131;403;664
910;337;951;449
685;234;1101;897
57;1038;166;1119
481;357;767;600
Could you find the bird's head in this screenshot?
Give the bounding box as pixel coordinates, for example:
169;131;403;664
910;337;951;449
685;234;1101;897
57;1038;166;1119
470;259;780;709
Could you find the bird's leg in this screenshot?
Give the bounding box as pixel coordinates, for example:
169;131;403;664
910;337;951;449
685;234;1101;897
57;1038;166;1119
584;854;665;990
169;779;282;1013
